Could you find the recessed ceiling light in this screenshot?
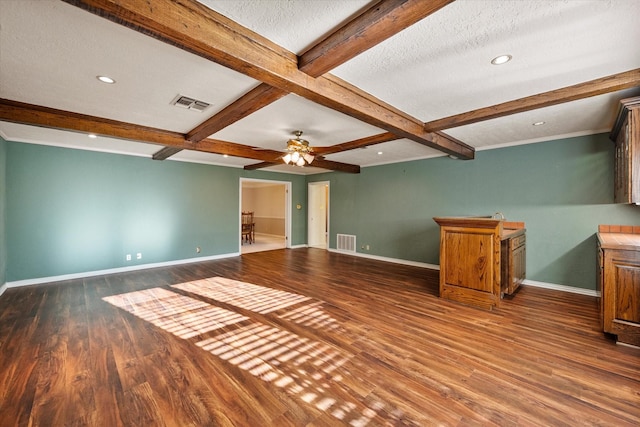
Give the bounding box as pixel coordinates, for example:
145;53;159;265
88;134;97;139
532;121;546;126
223;154;228;158
97;75;116;84
377;151;383;155
491;54;512;65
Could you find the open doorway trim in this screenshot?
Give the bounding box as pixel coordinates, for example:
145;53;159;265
307;181;330;250
239;178;291;252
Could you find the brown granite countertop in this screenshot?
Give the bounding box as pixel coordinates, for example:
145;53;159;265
597;233;640;251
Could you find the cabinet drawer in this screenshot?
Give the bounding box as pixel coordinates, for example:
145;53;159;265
511;234;526;248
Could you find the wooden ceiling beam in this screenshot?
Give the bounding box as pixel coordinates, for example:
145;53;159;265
298;0;454;77
424;68;640;132
65;0;474;160
175;0;455;157
0;98;278;162
322;74;475;156
313;132;400;155
245;159;360;174
185;84;286;144
152;146;183;160
0;98;188;147
0;98;361;172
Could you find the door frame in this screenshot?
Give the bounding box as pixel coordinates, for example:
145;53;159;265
239;178;291;250
307;181;330;249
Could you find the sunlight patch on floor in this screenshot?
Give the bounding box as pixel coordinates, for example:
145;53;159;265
103;287;248;339
173;276;311;314
103;278;402;426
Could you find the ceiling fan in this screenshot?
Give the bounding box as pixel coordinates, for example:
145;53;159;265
282;130;315;166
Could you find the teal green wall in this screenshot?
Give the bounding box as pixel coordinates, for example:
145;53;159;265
6;142;306;282
0;136;6;286
6;133;640;290
311;133;640;291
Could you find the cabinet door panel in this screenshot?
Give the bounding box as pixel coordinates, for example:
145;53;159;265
443;231;495;293
513;244;526;285
615;264;640;323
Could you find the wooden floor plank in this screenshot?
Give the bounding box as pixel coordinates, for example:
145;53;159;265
0;248;638;426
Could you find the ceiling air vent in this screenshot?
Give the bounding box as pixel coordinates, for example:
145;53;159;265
171;95;210;112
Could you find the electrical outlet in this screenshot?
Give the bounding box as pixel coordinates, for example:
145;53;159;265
196;246;201;253
366;245;370;250
137;253;142;260
126;254;131;261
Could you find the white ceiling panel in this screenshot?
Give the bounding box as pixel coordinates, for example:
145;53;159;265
332;0;640;120
197;0;372;53
0;1;259;133
210;94;385;150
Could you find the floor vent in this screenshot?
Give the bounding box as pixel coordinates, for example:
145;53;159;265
336;234;356;252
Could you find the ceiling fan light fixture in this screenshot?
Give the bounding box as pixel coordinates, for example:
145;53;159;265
303;153;314;164
282;130;314;167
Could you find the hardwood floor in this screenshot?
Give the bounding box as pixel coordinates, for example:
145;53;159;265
0;248;638;426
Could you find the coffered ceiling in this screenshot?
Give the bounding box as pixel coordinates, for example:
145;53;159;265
1;0;639;174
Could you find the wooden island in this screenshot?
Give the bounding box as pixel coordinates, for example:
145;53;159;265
433;216;526;310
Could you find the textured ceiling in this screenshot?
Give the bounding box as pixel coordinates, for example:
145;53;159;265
1;0;639;174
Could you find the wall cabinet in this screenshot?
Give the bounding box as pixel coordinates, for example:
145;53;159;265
597;227;640;347
610;97;640;204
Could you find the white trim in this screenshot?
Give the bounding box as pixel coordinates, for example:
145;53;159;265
5;252;239;288
327;249;599;297
475;128;611;152
240;178;291;250
328;249;440;270
2;249;600;298
361;129;611;169
522;279;599;297
308;181;330;250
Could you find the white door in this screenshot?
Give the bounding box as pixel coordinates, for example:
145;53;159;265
308;182;329;249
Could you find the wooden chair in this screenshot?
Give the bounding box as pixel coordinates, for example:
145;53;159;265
241;211;254;244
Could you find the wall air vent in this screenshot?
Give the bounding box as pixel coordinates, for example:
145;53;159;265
171;95;210;112
336;234;356;253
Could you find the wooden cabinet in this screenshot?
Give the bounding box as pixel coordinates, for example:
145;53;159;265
597;227;640;347
502;231;526;295
433;217;525;310
610;97;640;204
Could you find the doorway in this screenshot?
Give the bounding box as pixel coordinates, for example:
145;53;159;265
240;178;290;254
308;181;329;249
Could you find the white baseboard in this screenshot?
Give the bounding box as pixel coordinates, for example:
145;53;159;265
5;252;239;289
328;249;440;270
328;249;598;297
2;248;600;298
522;279;599;297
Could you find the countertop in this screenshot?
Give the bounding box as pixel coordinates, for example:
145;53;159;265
433;217;525;240
597;232;640;251
502;227;525;240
